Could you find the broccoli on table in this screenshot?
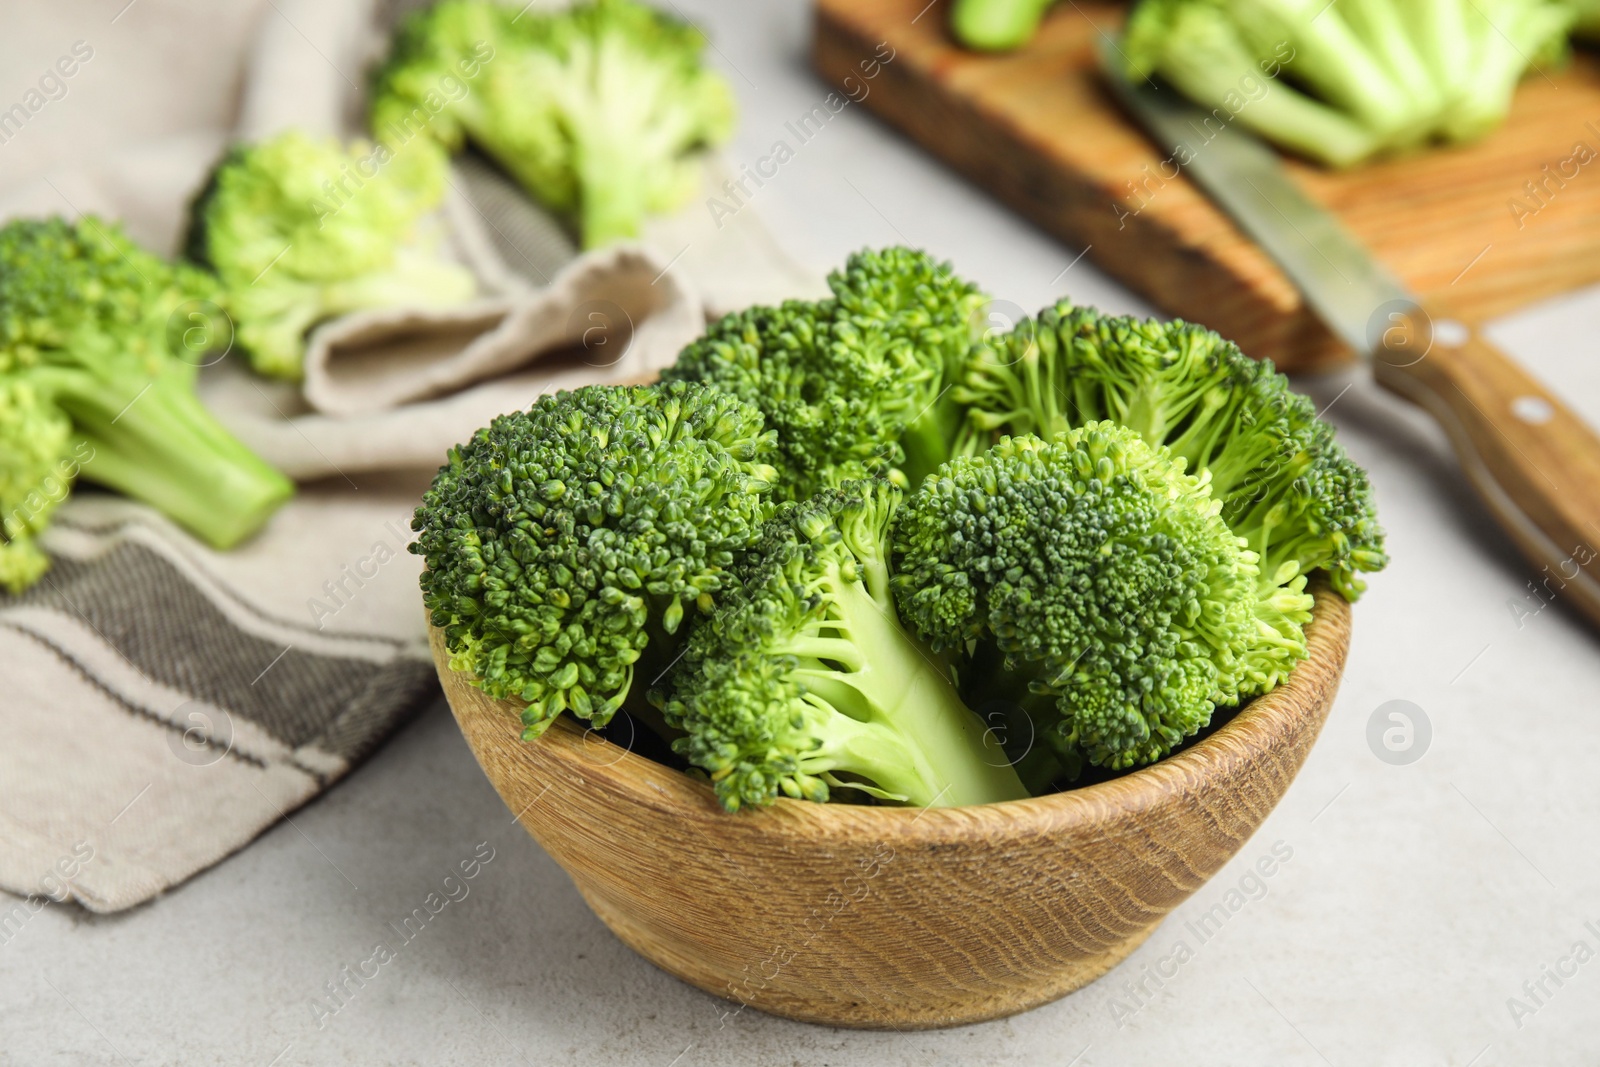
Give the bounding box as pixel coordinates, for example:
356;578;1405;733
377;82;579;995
410;381;778;738
659;480;1029;811
0;379;75;591
1121;0;1575;167
186;130;477;380
1429;0;1575;141
370;0;736;248
0;216;294;591
956;302;1387;601
664;247;987;500
892;424;1314;775
950;0;1060;51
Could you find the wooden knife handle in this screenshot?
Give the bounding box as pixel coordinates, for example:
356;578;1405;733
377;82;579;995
1373;306;1600;627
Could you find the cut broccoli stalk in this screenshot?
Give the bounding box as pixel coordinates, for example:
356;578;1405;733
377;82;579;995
1439;1;1575;142
661;481;1028;811
770;558;1021;807
1237;0;1416;137
575;136;651;251
40;363;292;550
228;248;477;381
1131;3;1388;167
898;396;968;490
1401;0;1475;105
1338;0;1443;124
1122;0;1575;166
950;0;1058;51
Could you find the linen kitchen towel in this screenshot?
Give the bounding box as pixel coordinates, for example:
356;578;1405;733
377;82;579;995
0;0;817;912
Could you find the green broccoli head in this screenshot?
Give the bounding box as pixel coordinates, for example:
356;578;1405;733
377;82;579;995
2;216;209;377
0;216;293;570
828;246;988;377
370;0;736;248
658;479;1027;811
663;247;986;500
1121;0;1574;166
956;301;1386;600
411;381;779;737
893;424;1313;772
186;129;477;380
0;378;73;592
370;0;505;156
664;302;910;501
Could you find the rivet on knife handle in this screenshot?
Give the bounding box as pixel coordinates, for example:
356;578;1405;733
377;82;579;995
1373;307;1600;626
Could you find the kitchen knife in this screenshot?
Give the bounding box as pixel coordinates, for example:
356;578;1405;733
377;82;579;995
1098;35;1600;627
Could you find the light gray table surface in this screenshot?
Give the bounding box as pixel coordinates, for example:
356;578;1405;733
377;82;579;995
4;2;1599;1064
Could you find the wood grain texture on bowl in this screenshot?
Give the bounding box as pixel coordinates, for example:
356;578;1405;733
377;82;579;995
433;587;1351;1029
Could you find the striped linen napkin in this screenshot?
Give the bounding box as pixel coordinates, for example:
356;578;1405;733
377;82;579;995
0;0;817;913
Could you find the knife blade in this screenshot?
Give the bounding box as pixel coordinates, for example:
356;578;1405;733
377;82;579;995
1097;34;1600;629
1095;40;1410;357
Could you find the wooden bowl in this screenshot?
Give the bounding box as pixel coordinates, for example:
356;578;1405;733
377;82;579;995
433;586;1351;1029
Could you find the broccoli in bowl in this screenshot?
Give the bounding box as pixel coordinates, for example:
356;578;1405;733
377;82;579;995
413;246;1385;812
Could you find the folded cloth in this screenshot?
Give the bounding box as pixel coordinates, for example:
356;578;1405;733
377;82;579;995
0;490;436;913
0;0;818;912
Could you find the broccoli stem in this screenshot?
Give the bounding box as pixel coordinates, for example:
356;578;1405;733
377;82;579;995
952;322;1068;457
50;365;294;549
576;137;650;248
898;400;963;489
1010;739;1068;795
1337;0;1444;126
787;567;1029;808
322;249;479;318
1155;25;1386;168
1440;3;1572;143
977;693;1074;794
950;0;1056;51
1249;0;1415;136
1402;0;1474;106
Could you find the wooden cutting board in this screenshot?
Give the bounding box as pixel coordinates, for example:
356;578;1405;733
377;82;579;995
813;0;1600;372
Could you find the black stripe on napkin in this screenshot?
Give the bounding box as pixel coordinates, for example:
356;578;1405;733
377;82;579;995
2;540;436;762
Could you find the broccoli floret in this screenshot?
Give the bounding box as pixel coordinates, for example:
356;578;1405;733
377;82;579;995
186;130;476;380
829;246;989;486
411;381;778;738
0;379;74;592
956;302;1386;600
0;217;294;583
1121;0;1573;167
893;425;1313;773
663;247;985;500
370;0;736;248
659;480;1028;811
